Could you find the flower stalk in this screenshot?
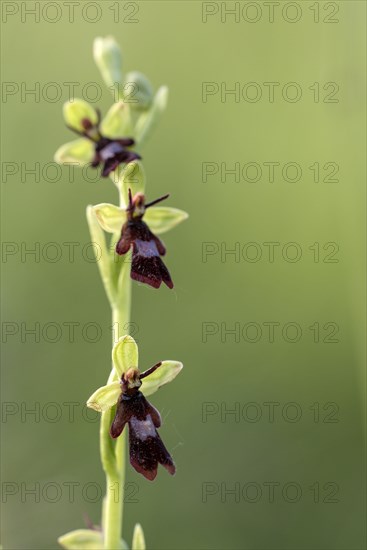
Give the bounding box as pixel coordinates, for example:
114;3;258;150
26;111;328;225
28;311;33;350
101;265;131;550
57;36;187;550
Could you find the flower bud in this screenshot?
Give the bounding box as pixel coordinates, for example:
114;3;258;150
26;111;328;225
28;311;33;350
94;36;123;89
135;86;169;146
124;71;153;109
132;524;146;550
58;529;103;549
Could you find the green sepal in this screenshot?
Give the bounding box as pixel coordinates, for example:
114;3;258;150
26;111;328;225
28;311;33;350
93;203;188;237
54;139;94;165
63;99;98;132
93;203;125;234
141;361;183;397
132;523;146;550
87;381;121;412
58;529;103;550
144;207;189;235
112;335;139;378
100;102;132;138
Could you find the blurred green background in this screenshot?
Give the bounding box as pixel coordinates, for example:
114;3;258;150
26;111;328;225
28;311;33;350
1;1;366;549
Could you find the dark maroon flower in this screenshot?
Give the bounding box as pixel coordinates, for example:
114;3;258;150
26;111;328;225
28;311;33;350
110;365;176;481
67;110;141;177
116;190;174;289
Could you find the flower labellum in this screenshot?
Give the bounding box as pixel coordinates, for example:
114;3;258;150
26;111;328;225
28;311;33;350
116;190;174;289
66;107;141;177
110;363;176;481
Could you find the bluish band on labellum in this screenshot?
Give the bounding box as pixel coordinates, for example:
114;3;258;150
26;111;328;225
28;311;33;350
92;137;141;177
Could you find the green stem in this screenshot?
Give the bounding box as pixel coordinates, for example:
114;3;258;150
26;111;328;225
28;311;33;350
92;151;136;549
100;263;132;550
